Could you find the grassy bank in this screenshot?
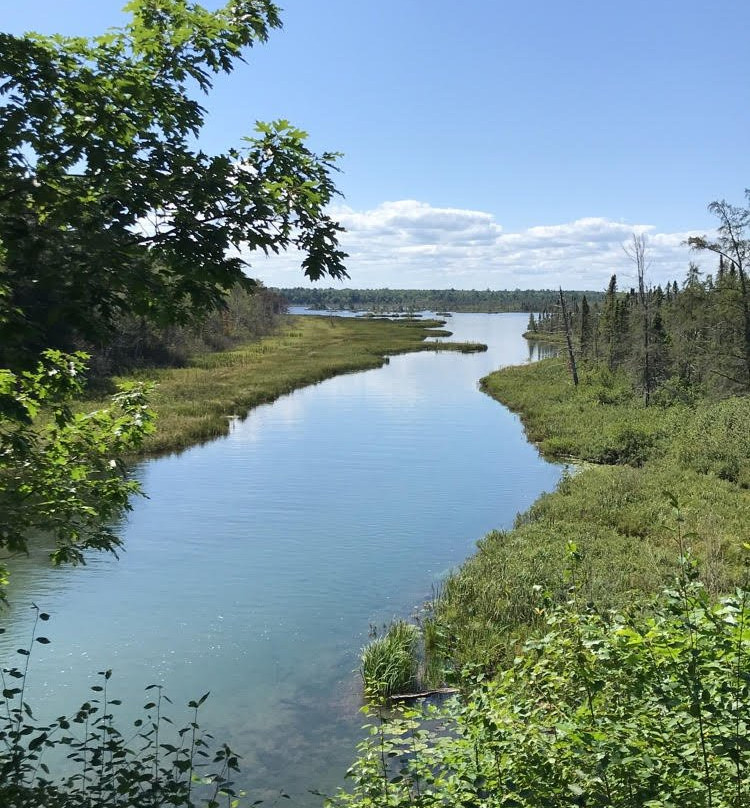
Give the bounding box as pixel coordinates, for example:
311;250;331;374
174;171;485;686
83;315;485;456
431;357;750;671
349;356;750;806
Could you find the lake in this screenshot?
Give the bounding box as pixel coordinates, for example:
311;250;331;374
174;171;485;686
1;312;561;804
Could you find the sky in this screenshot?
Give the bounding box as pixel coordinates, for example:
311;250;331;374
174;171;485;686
3;0;750;291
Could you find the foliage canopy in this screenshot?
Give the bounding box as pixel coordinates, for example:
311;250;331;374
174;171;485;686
0;352;153;585
0;0;348;366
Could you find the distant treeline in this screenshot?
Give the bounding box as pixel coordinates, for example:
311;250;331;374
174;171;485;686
278;287;605;313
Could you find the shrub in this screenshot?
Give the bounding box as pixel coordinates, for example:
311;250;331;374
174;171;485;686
0;607;243;808
334;555;750;808
674;397;750;487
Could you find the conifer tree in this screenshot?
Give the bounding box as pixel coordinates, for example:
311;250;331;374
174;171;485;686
579;294;593;358
689;195;750;388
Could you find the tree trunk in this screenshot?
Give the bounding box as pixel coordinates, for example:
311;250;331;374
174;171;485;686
559;288;579;386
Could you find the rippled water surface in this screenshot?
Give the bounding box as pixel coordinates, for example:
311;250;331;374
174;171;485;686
2;313;561;804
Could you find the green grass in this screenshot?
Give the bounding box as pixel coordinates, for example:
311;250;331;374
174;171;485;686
433;357;750;672
360;620;421;703
481;359;665;464
81;315;485;456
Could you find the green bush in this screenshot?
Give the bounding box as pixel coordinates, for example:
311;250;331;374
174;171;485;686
600;422;658;465
673;397;750;487
335;558;750;808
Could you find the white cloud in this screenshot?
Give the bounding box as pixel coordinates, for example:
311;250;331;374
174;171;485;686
244;199;713;291
338;200;502;242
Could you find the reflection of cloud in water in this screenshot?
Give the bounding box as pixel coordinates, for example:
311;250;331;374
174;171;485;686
229;313;535;442
229;356;431;450
358;356;425;408
229;388;308;444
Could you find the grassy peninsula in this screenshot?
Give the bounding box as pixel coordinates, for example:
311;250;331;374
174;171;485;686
83;315;485;456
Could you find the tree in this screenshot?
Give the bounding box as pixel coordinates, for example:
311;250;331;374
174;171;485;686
0;1;348;577
624;233;655;404
558;288;578;386
598;274;620;368
665;263;710;388
688;193;750;388
0;0;348;368
579;294;592;358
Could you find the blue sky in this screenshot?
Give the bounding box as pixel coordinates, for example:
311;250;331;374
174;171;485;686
4;0;750;290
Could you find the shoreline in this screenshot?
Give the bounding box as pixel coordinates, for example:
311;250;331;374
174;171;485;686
82;314;486;457
428;355;750;672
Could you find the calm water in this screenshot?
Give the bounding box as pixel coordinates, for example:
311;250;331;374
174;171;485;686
2;313;561;804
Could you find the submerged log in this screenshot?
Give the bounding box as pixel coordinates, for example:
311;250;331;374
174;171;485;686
390;687;459;702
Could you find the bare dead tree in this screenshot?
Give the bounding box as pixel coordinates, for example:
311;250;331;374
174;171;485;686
559;288;579;386
624;233;653;404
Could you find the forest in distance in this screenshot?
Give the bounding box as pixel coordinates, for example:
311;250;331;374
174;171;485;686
279;286;606;313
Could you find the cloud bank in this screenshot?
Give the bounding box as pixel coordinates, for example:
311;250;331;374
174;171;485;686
248;199;711;291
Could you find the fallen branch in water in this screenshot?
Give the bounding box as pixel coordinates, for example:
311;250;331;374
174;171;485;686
391;687;459;702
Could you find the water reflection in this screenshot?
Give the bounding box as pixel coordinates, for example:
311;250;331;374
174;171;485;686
528;340;559;362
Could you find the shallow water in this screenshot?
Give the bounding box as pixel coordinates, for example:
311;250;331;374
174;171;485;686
2;313;561;804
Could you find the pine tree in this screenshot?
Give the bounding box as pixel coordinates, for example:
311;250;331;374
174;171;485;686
598;275;619;369
579;295;593;358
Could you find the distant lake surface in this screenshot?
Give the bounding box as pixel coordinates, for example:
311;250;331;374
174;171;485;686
2;313;561;804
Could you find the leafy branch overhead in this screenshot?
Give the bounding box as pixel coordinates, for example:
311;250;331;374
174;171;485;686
0;351;154;582
0;0;348;366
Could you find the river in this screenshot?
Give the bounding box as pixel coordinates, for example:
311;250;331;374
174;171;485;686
1;312;561;804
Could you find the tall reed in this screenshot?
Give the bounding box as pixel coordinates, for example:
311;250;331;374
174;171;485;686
360;621;420;702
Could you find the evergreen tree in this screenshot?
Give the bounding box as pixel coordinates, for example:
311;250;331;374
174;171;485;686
665;263;709;389
579;295;593;358
598;275;620;369
689;195;750;388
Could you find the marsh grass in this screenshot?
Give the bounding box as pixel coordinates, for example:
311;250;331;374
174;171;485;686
419;615;448;689
360;621;421;703
431;357;750;671
80;315;484;456
428;340;486;353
